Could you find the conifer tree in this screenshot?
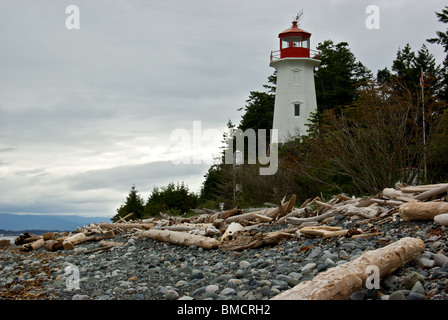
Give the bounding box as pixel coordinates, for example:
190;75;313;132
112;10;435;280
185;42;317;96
112;185;145;222
427;5;448;102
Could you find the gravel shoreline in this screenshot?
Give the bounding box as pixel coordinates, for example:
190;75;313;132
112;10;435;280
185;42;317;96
1;215;447;301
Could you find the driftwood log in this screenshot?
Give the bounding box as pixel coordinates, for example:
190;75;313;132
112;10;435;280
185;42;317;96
299;226;348;239
141;229;220;249
399;202;448;221
44;240;63;251
271;237;425;300
62;233;88;250
411;183;448;201
99;222;155;230
221;222;244;243
219;229;296;251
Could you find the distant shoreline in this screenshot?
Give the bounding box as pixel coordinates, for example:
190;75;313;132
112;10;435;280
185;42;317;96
0;229;71;236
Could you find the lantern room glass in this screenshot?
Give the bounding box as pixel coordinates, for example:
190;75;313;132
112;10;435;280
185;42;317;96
281;35;310;49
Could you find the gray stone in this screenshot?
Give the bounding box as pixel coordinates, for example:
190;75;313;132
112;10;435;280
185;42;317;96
411;281;426;295
189;271;204;280
165;289;179;300
206;284;219;293
404;272;426;290
324;258;335;268
276;274;293;283
349;290;365;300
260;286;272;297
434;213;448;226
155;285;167;296
307;247;322;259
11;284;24;292
434;254;448;267
131;293;144;300
317;264;327;273
417;257;435;269
92;289;104;296
220;288;236;296
239;261;251;269
388;291;407;300
72;294;89;300
407;292;425;300
301;263;316;273
191;287;206;297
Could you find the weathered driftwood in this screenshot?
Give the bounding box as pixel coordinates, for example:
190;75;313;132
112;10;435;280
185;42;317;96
43;232;56;241
118;212;134;223
399;201;448;221
219;229;296;251
99;222;155;230
399;183;445;193
20;238;45;251
271;237;425;300
44;239;62;251
299;226;348;239
370;198;403;206
0;239;11;248
221;222;244;243
411;184;448;201
141;229;220;249
338;203;379;219
287;209;337;225
276;207;313;225
382;188;414;202
225;196;296;224
99;240;124;247
62;233;88;250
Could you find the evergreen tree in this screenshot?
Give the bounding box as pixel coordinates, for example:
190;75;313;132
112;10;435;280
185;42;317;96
427;5;448;102
112;185;145;222
380;43;442;101
144;182;198;216
314;40;372;113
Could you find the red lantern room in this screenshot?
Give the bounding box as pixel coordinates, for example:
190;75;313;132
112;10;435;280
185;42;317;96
270;20;320;61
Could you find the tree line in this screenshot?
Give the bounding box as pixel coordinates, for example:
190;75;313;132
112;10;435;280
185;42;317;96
114;6;448;221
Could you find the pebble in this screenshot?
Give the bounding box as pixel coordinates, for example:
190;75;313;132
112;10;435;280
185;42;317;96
388;291;407;300
411;281;426;295
434;213;448;226
434;254;448;267
301;263;316;273
404;272;426;290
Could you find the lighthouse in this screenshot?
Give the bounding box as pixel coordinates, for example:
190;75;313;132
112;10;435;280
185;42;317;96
270;18;320;143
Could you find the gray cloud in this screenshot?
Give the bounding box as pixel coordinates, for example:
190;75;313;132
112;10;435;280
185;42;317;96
0;0;446;218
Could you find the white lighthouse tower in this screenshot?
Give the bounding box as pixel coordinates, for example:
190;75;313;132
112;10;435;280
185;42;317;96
270;17;320;143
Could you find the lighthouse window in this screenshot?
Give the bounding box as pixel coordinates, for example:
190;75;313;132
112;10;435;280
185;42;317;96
302;37;309;48
291;36;301;47
294;104;300;116
282;37;290;49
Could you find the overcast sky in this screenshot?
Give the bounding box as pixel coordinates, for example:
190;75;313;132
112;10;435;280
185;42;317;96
0;0;446;219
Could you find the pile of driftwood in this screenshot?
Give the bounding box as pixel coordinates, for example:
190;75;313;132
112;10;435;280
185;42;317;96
13;183;448;255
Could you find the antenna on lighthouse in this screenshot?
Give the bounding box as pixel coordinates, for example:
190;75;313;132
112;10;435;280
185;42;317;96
294;10;303;26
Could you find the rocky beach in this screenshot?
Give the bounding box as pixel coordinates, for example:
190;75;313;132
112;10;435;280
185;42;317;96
1;185;448;302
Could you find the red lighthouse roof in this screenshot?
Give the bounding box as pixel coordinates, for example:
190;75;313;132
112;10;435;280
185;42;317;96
278;21;311;37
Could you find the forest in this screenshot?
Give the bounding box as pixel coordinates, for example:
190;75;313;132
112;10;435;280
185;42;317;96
112;6;448;222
